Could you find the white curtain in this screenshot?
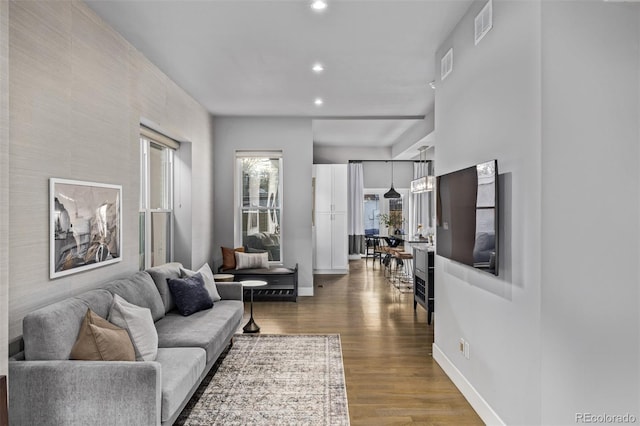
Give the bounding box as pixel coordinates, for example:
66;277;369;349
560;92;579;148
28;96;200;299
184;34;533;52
348;162;365;254
412;162;431;236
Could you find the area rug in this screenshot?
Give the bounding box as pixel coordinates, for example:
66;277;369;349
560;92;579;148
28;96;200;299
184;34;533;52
176;334;350;425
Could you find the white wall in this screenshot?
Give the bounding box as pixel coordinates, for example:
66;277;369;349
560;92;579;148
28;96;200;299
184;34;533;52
313;145;390;164
390;112;434;159
433;1;542;424
7;0;215;342
362;161;414;189
174;142;193;268
435;1;640;424
540;2;640;423
0;0;9;377
212;117;314;295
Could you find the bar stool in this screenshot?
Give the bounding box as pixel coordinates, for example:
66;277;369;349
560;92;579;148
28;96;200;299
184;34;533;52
365;236;379;265
384;247;402;281
392;251;414;292
373;237;386;267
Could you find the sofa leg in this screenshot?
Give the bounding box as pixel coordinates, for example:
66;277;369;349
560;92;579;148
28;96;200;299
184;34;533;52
0;375;7;426
229;337;234;348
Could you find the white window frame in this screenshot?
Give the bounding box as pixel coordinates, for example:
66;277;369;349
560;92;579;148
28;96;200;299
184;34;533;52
140;133;175;270
234;151;284;264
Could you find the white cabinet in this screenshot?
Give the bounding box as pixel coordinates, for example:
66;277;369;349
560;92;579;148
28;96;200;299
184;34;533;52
313;164;348;274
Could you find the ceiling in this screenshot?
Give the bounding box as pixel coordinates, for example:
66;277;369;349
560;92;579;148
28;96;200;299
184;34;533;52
86;0;472;153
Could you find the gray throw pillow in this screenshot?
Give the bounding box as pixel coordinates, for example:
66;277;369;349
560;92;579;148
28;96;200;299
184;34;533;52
180;263;221;302
167;273;213;316
108;294;158;361
235;251;269;269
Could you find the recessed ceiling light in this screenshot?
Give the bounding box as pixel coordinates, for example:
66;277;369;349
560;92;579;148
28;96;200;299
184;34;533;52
311;0;327;12
312;63;324;73
314;98;324;106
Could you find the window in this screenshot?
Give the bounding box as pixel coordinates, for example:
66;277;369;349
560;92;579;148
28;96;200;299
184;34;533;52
363;194;380;236
388;198;405;234
235;152;282;263
362;189;408;237
140;129;176;269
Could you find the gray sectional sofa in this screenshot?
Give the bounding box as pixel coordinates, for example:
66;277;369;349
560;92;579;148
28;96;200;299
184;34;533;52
8;262;244;426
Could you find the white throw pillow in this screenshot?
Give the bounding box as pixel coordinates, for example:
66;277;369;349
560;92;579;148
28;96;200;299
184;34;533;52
181;263;221;302
108;294;158;361
235;251;269;270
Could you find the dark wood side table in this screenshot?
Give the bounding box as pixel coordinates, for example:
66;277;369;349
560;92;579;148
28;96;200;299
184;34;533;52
241;280;267;333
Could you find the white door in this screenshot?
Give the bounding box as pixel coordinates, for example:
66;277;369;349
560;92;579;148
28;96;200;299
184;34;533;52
314;212;333;270
332;165;348;213
331;211;348;270
314;165;333;212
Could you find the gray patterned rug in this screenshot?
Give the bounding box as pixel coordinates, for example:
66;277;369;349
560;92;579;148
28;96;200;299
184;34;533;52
176;334;350;425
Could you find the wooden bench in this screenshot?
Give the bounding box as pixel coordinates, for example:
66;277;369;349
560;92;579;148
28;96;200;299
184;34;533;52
218;264;298;302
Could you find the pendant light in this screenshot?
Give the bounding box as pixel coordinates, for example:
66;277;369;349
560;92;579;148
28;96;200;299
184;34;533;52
410;146;434;194
384;161;401;199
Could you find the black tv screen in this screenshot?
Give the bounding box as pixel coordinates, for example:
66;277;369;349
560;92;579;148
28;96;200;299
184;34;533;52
436;160;498;275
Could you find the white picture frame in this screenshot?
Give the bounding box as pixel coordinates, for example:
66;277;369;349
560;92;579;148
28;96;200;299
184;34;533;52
50;178;122;279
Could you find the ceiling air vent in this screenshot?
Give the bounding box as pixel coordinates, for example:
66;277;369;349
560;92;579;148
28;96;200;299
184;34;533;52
441;48;453;81
475;0;493;45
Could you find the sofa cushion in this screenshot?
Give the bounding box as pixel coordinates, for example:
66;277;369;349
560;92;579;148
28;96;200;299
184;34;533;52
70;309;135;361
108;295;158;361
23;289;114;360
155;347;206;423
155;300;243;363
181;263;221;302
145;262;183;314
103;271;165;322
235;251;269;270
167;273;214;316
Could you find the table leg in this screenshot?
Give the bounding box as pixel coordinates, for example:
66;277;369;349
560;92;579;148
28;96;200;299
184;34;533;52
243;288;260;333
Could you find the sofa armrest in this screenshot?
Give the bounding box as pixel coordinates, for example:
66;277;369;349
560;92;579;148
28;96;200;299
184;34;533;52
215;282;243;301
9;359;161;426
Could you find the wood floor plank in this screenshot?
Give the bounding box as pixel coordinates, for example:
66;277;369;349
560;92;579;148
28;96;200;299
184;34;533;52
242;259;483;425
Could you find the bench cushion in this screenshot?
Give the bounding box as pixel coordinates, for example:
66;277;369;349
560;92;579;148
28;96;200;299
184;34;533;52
232;267;294;275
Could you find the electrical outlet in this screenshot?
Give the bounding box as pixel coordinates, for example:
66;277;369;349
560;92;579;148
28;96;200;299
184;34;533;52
459;338;465;353
464;340;470;359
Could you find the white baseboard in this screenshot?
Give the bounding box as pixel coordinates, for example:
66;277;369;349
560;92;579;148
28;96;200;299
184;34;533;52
298;287;314;297
432;343;505;426
313;269;348;275
348;254;362;260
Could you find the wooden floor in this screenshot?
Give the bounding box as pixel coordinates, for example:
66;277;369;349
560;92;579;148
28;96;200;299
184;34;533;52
242;259;483;426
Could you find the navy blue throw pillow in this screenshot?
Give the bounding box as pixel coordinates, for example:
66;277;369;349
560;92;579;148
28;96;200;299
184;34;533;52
167;273;213;316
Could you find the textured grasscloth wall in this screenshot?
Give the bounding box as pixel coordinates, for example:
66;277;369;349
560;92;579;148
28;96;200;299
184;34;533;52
1;0;9;376
8;0;214;342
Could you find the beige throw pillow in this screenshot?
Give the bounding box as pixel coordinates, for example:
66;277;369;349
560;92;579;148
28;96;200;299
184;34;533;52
70;309;135;361
108;294;158;361
235;251;269;270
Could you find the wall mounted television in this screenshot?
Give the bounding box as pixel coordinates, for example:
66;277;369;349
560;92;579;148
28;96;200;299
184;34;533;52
436;160;498;275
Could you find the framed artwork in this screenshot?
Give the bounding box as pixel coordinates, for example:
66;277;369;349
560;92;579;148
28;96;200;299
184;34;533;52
50;178;122;279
